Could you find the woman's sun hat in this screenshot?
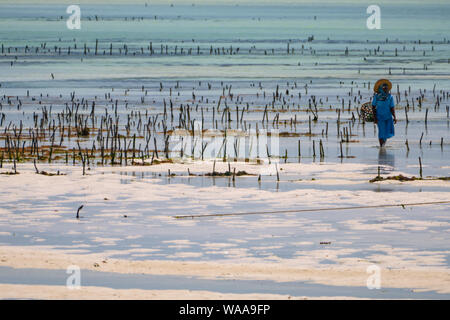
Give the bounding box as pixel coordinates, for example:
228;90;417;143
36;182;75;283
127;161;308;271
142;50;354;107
373;79;392;93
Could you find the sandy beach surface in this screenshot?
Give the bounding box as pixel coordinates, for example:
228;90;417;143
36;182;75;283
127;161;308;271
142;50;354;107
1;162;449;299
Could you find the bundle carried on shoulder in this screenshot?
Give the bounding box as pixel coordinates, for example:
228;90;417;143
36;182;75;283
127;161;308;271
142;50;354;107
360;101;374;122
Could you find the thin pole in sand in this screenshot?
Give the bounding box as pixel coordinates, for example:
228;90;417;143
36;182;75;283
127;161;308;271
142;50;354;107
76;205;84;219
419;157;423;178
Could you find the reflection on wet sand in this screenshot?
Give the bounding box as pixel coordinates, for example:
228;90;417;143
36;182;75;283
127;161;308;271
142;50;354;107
378;148;395;174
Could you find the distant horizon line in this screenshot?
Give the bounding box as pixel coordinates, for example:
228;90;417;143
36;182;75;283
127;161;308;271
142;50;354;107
0;0;448;5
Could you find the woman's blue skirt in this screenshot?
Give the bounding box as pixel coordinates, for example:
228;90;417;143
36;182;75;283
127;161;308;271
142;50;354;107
377;118;395;140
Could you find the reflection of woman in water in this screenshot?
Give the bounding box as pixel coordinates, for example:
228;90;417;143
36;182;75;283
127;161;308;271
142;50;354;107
378;147;395;170
372;79;397;147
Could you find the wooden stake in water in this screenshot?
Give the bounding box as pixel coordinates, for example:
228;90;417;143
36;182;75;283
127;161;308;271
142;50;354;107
308;115;312;135
319;139;324;159
419;157;423;178
312;140;316;158
405;107;409;124
33;159;39;174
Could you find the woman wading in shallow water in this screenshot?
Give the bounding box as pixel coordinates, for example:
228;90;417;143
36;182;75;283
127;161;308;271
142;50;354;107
372;79;397;147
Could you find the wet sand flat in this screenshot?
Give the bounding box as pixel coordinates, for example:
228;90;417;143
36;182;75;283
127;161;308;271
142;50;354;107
1;163;449;298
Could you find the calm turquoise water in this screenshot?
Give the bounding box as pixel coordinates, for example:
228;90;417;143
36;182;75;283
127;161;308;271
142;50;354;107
1;2;450;82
